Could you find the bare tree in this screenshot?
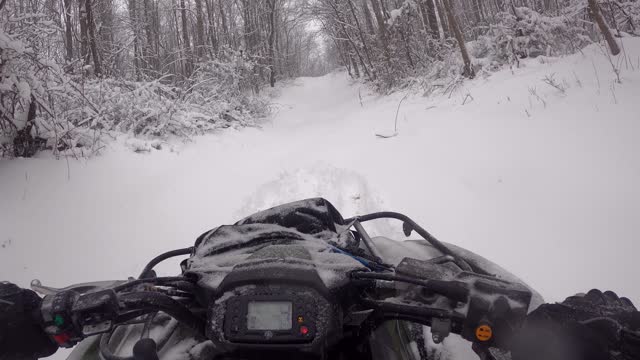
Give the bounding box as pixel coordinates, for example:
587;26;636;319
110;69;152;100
588;0;621;55
267;0;277;87
79;0;89;62
194;0;205;58
418;0;439;39
86;0;102;75
63;0;73;61
361;0;375;35
128;0;141;80
443;0;474;78
180;0;193;76
435;0;450;38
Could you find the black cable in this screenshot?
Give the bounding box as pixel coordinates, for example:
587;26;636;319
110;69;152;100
116;309;155;324
112;277;192;293
372;314;463;335
360;297;465;321
139;247;194;279
351;272;469;303
152;288;194;299
118;292;205;334
162;280;197;293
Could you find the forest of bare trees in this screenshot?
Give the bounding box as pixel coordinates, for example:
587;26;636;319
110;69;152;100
1;0;638;158
5;0;324;83
0;0;331;157
314;0;638;89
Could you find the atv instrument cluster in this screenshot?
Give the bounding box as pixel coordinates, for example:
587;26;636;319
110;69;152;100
220;288;321;344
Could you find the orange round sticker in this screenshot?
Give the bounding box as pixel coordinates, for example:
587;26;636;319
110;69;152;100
475;324;493;341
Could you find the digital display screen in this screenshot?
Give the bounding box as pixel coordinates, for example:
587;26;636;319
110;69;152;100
246;301;292;330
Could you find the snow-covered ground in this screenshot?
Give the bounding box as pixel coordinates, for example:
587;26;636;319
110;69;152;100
1;39;639;358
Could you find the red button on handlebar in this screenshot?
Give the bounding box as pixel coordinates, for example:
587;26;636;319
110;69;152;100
300;326;309;335
53;333;71;345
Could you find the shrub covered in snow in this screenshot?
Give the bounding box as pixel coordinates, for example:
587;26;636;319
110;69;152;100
471;8;592;70
0;21;268;159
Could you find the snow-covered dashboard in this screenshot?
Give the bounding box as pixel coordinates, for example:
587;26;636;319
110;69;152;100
206;263;338;358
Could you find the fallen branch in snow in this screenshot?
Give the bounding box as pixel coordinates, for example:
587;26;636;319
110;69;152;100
592;60;602;94
375;93;409;139
462;93;474;105
445;77;464;99
610;82;619;104
375;132;398;139
542;74;567;94
599;43;623;83
572;71;583;88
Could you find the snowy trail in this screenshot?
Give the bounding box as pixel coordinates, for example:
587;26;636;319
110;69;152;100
2;40;640;328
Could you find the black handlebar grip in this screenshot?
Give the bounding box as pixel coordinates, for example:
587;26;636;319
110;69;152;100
425;280;470;303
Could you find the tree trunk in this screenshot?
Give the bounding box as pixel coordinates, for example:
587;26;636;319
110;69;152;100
205;0;218;52
369;0;387;41
351;55;360;78
98;0;115;75
443;0;474;78
369;0;392;70
79;0;89;62
128;0;141;80
180;0;193;76
218;0;228;43
153;0;161;72
327;0;372;79
475;0;485;22
336;21;371;79
143;0;157;73
194;0;205;58
361;0;375;35
172;1;181;75
419;0;440;39
274;4;282;76
241;0;253;53
399;25;415;68
63;0;73;61
267;0;276;87
86;0;102;75
471;0;482;24
347;0;375;78
435;0;450;38
330;32;352;76
588;0;620;55
13;96;40;158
